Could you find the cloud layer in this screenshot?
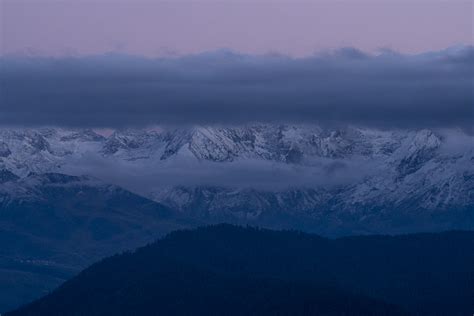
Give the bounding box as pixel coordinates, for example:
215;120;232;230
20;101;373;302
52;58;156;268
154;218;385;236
62;153;374;193
1;46;472;129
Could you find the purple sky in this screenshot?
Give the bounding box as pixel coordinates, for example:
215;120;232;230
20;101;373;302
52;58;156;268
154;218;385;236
1;0;473;57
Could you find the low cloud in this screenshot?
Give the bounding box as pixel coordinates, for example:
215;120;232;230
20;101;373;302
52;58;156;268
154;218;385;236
1;46;473;129
62;153;374;193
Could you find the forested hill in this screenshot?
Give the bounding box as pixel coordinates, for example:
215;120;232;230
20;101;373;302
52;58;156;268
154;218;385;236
8;225;474;316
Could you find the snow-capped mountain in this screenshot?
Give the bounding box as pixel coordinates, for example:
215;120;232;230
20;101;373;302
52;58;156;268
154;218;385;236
0;124;404;171
0;125;473;233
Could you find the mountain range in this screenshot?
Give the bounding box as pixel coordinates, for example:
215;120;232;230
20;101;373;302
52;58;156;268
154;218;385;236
1;124;472;234
1;124;473;312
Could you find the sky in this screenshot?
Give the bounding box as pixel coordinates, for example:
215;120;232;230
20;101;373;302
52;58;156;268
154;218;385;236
1;0;473;57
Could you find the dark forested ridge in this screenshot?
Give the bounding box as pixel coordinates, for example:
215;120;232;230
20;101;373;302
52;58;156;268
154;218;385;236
7;225;474;316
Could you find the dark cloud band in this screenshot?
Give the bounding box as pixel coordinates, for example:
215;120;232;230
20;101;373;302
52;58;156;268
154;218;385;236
1;46;473;129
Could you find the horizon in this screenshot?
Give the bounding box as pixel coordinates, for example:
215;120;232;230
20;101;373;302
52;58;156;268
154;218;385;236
1;0;473;57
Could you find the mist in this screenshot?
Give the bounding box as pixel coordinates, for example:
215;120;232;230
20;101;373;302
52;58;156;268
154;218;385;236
61;152;375;194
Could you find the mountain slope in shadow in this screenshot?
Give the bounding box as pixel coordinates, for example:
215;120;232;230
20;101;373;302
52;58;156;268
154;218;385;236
0;172;192;312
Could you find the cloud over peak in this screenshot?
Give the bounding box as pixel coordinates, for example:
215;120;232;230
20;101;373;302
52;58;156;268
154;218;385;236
1;46;472;129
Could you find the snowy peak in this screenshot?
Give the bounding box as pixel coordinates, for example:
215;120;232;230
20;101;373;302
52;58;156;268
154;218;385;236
0;141;12;158
396;129;442;177
1;124;455;172
60;129;106;142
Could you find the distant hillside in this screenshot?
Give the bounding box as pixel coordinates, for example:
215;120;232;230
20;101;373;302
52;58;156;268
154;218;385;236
8;225;474;316
0;172;191;312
